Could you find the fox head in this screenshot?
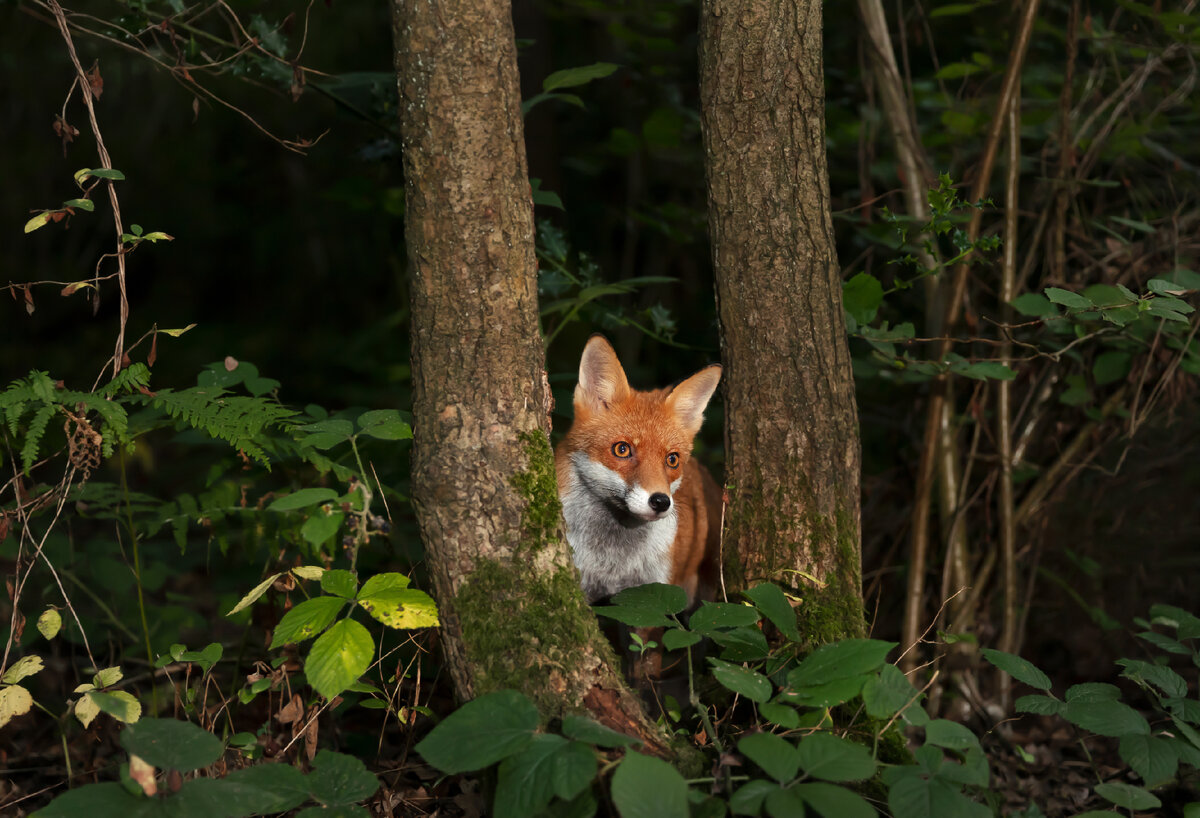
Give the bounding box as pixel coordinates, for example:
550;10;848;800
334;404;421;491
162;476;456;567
563;335;721;522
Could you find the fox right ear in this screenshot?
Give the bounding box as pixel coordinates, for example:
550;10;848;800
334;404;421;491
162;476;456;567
575;335;630;412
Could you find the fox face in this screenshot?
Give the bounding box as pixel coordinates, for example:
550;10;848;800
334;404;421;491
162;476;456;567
555;335;722;603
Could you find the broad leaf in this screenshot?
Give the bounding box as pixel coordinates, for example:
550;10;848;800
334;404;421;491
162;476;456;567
416;690;539;773
794;781;876;818
738;731;801;783
120;718;224;771
787;639;895;687
743;584;801;642
610;751;688;818
710;659;773;703
562;714;641;748
269;488;339;511
981;648;1052;690
270;596;346;648
307;749;380;806
796;733;876;781
305;619;374;700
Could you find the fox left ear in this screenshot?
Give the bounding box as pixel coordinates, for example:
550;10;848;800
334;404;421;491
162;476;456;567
667;364;721;434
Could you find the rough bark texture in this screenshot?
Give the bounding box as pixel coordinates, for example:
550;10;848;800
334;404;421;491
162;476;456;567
699;0;865;642
391;0;666;744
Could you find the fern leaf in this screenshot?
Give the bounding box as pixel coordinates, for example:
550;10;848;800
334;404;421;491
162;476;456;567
21;404;56;474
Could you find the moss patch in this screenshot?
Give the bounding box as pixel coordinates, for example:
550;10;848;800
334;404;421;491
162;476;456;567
509;430;564;556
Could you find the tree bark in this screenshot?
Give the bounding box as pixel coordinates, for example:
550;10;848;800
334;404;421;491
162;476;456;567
699;0;865;642
391;0;665;746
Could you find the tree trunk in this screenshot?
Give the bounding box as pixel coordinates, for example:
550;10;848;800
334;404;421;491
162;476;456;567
391;0;665;746
699;0;865;643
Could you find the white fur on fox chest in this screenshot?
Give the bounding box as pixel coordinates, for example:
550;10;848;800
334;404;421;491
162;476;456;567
561;452;681;602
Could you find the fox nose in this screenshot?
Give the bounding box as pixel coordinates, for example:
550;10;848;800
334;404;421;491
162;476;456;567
648;493;671;514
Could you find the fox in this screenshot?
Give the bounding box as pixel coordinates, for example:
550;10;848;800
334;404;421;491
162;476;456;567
555;335;723;606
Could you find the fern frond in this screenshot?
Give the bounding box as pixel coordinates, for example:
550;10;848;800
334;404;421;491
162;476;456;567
21;404;56;474
147;388;297;466
103;363;152;398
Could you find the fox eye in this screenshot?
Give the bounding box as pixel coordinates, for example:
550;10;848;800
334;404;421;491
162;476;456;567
612;442;633;458
666;452;680;468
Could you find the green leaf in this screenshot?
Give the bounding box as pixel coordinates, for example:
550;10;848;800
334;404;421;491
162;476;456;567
759;701;800;729
562;714;640;748
1094;781;1161;810
981;648;1052;690
924;719;981;752
1009;293;1057;317
1045;287;1094;310
956;361;1016;381
743;584;800;642
296;419;355;450
302;511;345;548
321;569;358;599
596;583;687;626
1119;733;1180;787
689;602;761;632
307;749;380;806
269;488;339;511
1015;694;1065;716
31;782;151;818
738;732;801;783
782;673;870;708
305;619;374;700
1118;658;1188;698
542;62;619;92
1066;682;1121;702
416;690;539;773
886;771;991;818
119;717;224;771
550;740;596;801
208;763;310;814
793;781;876;818
710;626;771;663
1063;699;1150;736
494;734;569;818
764;786;806;818
1150;604;1200;639
610;752;688;818
935;61;982;79
709;659;773;703
843;272;884;325
356;409;412;441
270;596;346;648
929;4;980;17
730;780;777;816
85;168;126;181
1165;267;1200;291
88;690;142;724
863;663;919;718
662;628;702;651
796;733;876;782
787;639;896;687
1092;351;1132;385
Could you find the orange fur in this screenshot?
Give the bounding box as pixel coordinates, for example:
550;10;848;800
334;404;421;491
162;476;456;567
555;336;722;605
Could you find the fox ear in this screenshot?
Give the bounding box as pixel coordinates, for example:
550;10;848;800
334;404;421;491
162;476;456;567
667;365;721;434
575;335;631;412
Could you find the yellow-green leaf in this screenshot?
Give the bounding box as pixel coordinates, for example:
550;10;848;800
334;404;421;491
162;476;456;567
291;565;325;582
226;573;282;616
159;323;197;338
24;212;52;233
93;666;123;688
2;655;44;685
0;685;33;728
38;608;62;640
74;692;100;727
89;690;142;724
357;587;439;630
